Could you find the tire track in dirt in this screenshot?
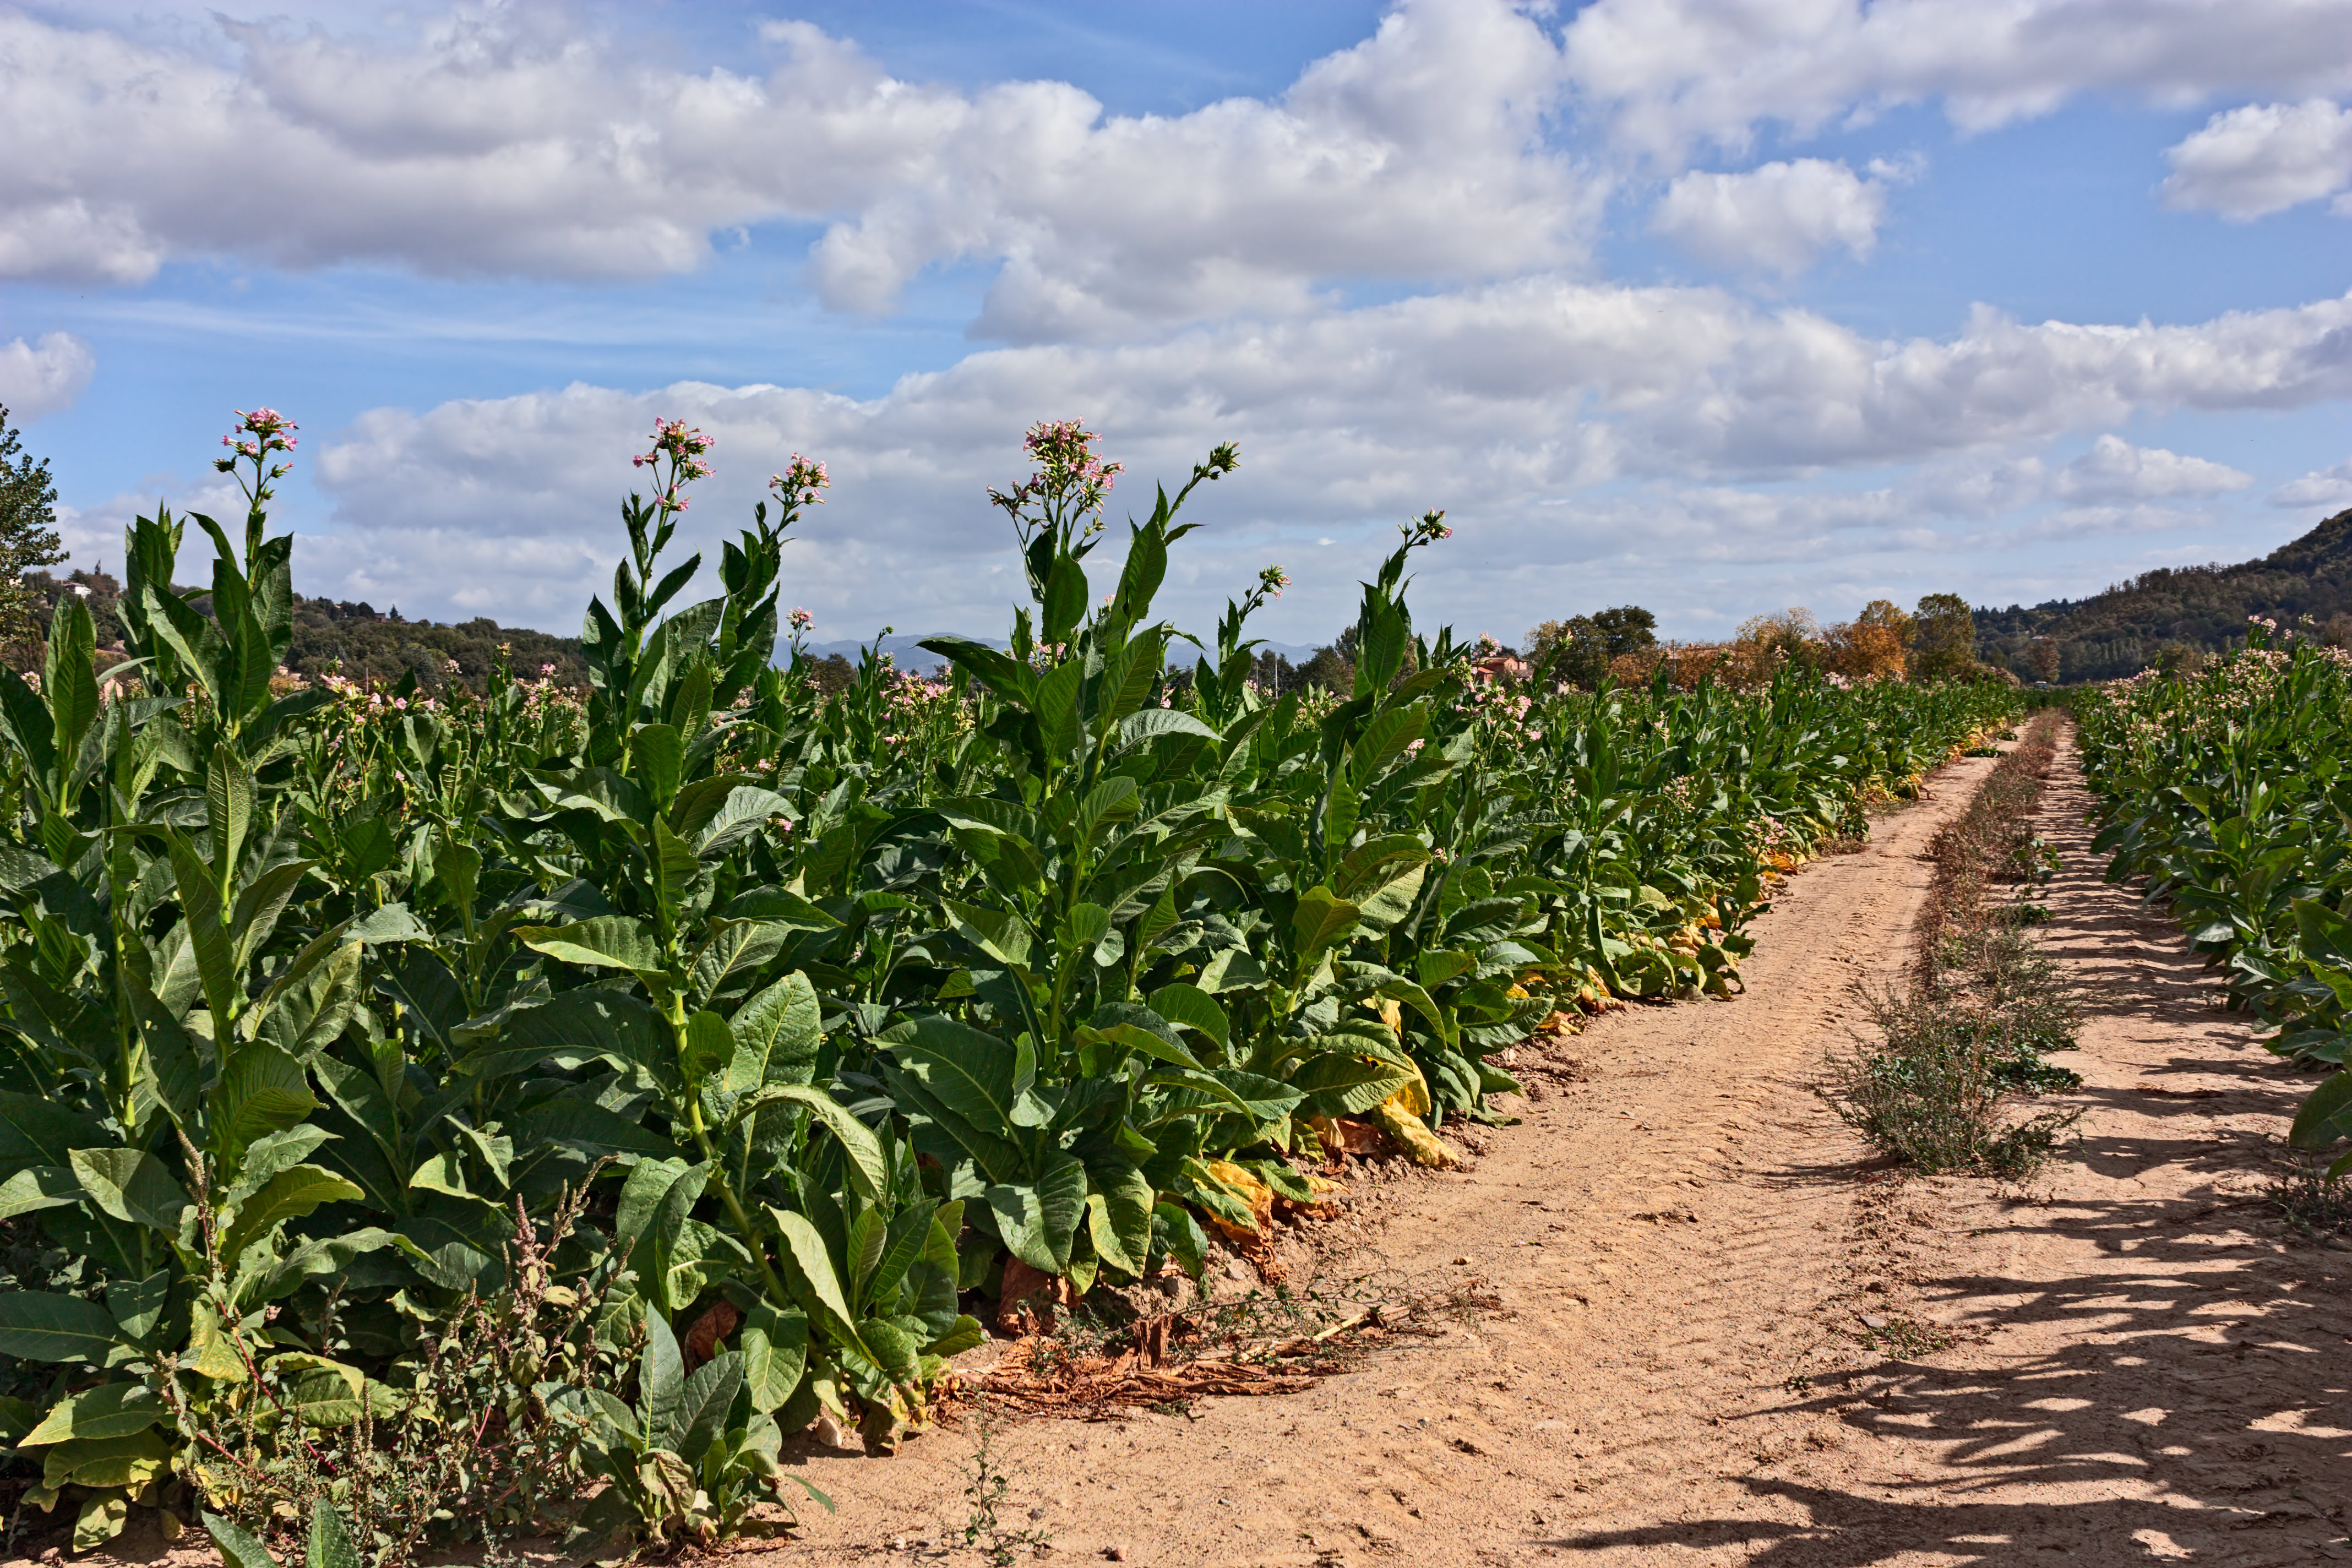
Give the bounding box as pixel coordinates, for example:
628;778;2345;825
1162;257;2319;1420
766;753;2012;1567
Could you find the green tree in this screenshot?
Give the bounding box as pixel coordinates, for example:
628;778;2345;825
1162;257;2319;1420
1296;643;1353;692
0;405;66;642
1532;605;1658;688
1911;592;1978;682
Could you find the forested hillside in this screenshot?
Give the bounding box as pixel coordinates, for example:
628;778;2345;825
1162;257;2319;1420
21;567;587;688
1974;508;2352;681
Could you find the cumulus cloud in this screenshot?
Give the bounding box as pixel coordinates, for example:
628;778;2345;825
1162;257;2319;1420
2270;458;2352;508
1560;0;2352;162
0;333;97;421
0;1;1597;338
2051;434;2252;500
1651;158;1892;275
287;282;2352;634
2161;99;2352;218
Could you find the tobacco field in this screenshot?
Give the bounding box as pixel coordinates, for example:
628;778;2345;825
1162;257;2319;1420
0;413;2026;1558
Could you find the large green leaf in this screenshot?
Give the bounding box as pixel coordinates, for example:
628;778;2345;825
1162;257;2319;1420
512;1097;676;1159
771;1207;872;1362
67;1147;190;1231
725;970;823;1091
671;1350;744;1462
1114;708;1219;751
162;830;238;1028
0;1091;106;1173
0;1292;122;1363
212;1042;321;1155
248;938;362;1061
689;920;790;1011
613;1157;692;1257
203;1513;277;1568
1146;983;1230;1051
726;1086;885;1199
691;786;796;858
985;1154;1088;1275
1290;885;1363;967
638;1305;687;1447
878;1016;1027;1184
2288;1069;2352;1150
518;916;666;976
219;1166;363;1267
739;1302;810;1415
43;1428;172;1490
1085;1162;1154;1279
465;987;665;1082
42;596;99;787
0;1164;83;1221
307;1498;364;1568
680;1009;735;1086
20;1382;166;1446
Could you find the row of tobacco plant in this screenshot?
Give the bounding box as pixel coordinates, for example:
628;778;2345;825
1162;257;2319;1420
2078;626;2352;1177
0;411;2023;1558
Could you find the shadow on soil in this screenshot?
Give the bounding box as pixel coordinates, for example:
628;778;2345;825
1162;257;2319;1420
1554;758;2352;1565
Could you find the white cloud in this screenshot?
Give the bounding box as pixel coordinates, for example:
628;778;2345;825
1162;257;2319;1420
2270;458;2352;508
0;333;97;421
1994;502;2215;545
1651;158;1890;275
1561;0;2352;162
2052;434;2252;500
2161;99;2352;218
0;1;1597;338
286;282;2352;635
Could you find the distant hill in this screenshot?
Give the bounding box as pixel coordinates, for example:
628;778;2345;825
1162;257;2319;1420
20;569;589;689
1974;508;2352;682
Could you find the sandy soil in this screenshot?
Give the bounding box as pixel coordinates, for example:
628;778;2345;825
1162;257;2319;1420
757;736;2351;1567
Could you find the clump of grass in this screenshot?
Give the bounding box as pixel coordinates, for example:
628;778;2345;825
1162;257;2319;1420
1823;988;2081;1175
1821;711;2083;1177
1858;1316;1954;1358
2264;1152;2352;1241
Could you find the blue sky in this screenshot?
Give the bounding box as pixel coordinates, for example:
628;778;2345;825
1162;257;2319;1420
3;0;2350;649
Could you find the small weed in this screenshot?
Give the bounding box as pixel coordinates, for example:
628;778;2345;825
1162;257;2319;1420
2264;1152;2352;1241
2011;834;2061;885
960;1400;1055;1566
2007;902;2052;927
1859;1317;1952;1358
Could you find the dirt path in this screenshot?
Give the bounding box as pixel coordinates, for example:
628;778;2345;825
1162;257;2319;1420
767;737;2347;1566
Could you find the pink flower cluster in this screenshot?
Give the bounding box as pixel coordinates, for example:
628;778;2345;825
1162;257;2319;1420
633;418;714;512
989;419;1123;521
214;407;298;478
772;456;829;508
634;418;714;476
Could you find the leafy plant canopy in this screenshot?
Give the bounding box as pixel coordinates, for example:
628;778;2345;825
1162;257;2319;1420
0;409;2024;1558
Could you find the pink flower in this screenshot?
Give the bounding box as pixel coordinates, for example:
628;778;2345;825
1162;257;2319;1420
771;456;829;507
